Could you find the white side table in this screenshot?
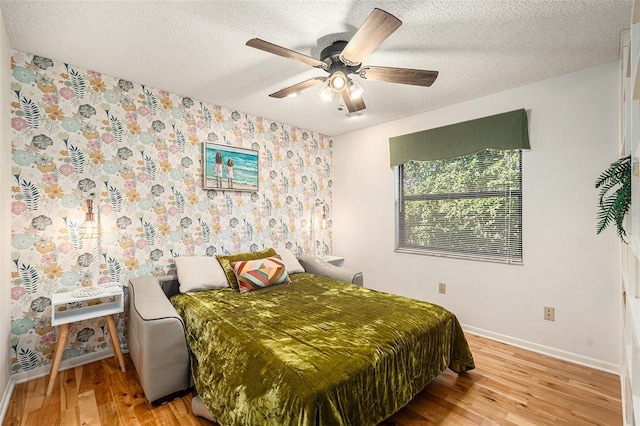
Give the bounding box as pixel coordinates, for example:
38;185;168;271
46;286;126;396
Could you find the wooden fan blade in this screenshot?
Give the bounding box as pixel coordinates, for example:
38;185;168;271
269;77;326;98
360;66;439;87
342;91;366;113
247;38;328;70
340;8;402;66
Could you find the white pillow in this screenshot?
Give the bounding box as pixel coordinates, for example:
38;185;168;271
274;248;305;274
175;256;229;293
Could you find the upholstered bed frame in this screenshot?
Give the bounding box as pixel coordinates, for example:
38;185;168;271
128;255;363;404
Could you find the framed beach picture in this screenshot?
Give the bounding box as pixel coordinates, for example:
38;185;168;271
203;143;259;192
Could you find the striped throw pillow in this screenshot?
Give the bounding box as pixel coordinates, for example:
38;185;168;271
232;255;291;294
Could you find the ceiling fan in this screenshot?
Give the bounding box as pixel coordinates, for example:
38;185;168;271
246;8;438;113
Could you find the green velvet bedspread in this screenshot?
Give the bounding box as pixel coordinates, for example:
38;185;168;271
171;273;474;426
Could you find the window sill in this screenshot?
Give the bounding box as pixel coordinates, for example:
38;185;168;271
394;247;523;265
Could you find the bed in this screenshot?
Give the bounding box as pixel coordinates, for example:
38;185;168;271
128;252;474;424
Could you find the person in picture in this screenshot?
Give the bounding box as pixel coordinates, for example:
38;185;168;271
214;151;223;188
226;158;234;189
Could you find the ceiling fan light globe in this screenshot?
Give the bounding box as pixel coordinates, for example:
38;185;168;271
346;79;364;99
332;76;345;90
319;83;335;102
329;71;347;92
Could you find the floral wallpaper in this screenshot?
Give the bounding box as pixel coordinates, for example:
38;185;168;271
9;50;332;374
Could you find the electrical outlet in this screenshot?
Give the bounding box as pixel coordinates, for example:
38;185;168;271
544;307;555;321
438;282;446;294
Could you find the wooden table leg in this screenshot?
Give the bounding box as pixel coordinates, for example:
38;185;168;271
46;323;69;396
105;315;126;372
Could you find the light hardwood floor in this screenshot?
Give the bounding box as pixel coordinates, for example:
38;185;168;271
4;333;622;425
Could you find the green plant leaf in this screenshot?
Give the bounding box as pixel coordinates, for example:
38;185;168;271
595;155;631;242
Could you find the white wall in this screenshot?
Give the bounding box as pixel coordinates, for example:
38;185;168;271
332;62;620;370
0;9;12;419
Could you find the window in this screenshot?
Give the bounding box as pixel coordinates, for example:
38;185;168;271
396;149;522;264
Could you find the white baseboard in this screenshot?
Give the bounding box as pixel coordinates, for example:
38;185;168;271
0;376;14;424
463;324;620;375
11;348;116;384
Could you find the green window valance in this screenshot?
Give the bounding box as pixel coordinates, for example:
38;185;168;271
389;109;530;166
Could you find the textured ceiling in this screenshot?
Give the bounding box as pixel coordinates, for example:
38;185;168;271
0;0;631;136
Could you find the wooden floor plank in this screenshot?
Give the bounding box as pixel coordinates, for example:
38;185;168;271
96;400;119;426
4;333;622;425
59;406;79;426
4;378;28;426
78;389;101;426
59;368;79;413
22;376;45;414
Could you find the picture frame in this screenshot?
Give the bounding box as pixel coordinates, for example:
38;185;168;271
203;143;259;192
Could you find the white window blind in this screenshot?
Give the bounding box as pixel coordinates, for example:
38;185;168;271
396;149;522;264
